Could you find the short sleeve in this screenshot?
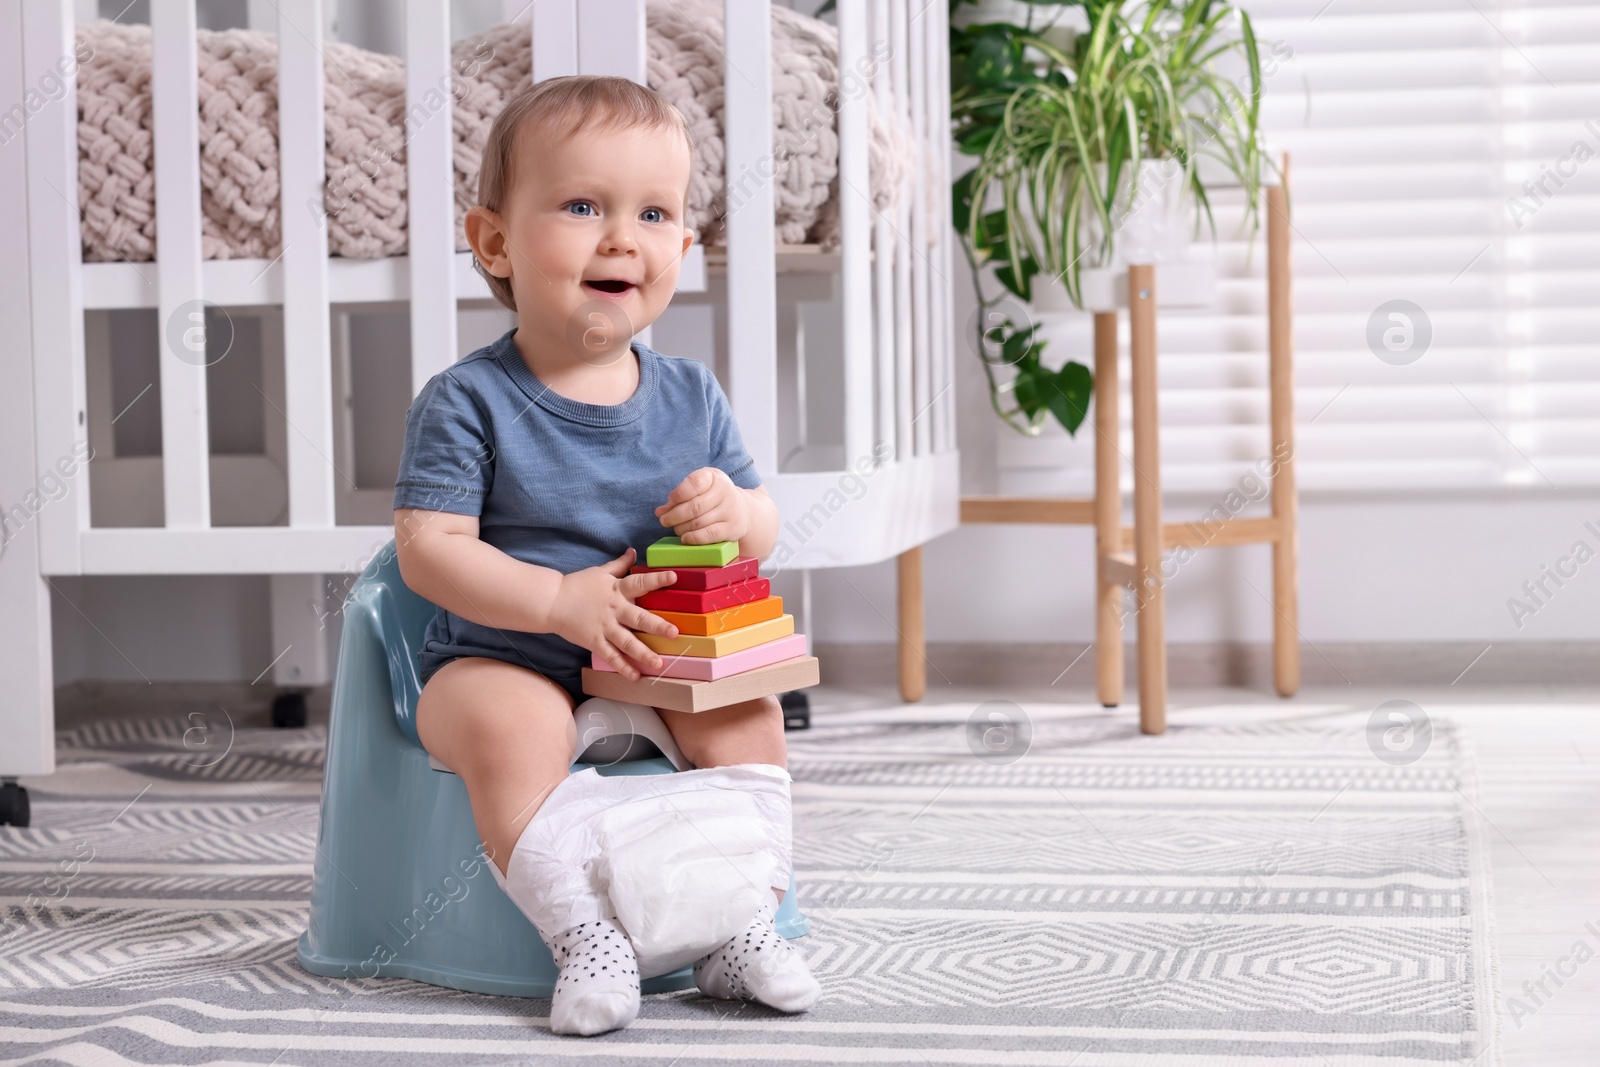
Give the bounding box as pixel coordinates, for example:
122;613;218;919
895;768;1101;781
393;370;495;515
701;362;762;490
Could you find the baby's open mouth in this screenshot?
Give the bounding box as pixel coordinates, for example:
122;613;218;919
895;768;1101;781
585;279;635;295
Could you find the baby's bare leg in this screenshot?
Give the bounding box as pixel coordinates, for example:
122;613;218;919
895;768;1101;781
415;657;578;878
656;695;786;770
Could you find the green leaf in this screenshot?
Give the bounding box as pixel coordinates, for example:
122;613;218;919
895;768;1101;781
967;26;1022;89
974;208;1011;262
1000;321;1042;367
1043;360;1093;435
956;123;1000;157
994;254;1039;302
952;169;977;235
1239;10;1262;132
1013;366;1043;418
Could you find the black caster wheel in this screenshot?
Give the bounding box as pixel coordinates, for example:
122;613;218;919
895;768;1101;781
271;691;308;729
780;690;811;731
0;778;31;828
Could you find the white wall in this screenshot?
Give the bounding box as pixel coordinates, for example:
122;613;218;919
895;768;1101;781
51;574;280;685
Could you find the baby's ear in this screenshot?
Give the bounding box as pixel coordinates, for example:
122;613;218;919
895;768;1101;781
465;205;511;276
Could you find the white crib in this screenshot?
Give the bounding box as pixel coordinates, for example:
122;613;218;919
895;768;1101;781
0;0;959;784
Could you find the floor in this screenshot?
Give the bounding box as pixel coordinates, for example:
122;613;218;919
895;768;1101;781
42;676;1600;1065
804;678;1600;1067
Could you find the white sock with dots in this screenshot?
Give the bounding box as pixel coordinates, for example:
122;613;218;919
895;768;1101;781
544;917;641;1036
692;893;820;1012
484;772;643;1037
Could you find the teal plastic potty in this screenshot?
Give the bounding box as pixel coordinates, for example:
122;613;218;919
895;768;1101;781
295;540;807;997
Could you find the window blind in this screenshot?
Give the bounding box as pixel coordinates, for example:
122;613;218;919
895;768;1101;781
995;0;1600;496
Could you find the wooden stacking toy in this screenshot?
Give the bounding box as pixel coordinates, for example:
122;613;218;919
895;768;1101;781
637;535;738;568
580;537;820;713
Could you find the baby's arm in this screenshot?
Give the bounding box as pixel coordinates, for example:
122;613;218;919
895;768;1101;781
653;471;780;560
394;508;680;679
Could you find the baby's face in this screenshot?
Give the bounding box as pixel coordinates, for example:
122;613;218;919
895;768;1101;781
493;123;693;359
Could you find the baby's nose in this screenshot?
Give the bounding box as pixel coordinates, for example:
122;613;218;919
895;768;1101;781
603;228;639;253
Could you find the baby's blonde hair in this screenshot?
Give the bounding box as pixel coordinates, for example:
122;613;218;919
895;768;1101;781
474;75;694;311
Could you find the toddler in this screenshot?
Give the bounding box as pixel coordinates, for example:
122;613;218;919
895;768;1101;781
391;75;818;1035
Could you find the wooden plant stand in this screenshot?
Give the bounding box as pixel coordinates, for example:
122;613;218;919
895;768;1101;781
902;159;1301;734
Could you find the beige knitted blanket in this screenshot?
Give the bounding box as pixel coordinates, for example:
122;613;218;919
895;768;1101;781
75;1;927;263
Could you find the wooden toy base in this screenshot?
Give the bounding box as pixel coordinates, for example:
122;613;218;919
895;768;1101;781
580;656;820;713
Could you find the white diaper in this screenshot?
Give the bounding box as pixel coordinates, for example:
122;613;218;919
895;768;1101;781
490;763;793;979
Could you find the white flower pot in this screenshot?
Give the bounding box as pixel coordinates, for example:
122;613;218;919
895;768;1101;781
1028;158;1211;313
1083;158;1194;270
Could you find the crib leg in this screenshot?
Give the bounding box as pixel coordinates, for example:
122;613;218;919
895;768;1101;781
0;778;29;828
0;566;53;786
897;546;925;703
267;574;332;726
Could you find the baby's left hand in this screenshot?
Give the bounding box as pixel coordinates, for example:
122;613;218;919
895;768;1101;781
655;467;750;545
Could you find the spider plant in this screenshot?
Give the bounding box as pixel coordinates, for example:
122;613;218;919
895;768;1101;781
951;0;1267;437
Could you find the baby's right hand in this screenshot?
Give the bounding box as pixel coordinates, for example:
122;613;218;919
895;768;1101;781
548;547;682;680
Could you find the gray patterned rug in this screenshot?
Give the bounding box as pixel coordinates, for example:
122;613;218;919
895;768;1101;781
0;705;1499;1065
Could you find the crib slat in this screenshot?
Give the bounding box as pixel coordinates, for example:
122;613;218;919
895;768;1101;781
929;0;955;454
19;0;89;573
150;0;211;527
872;231;896;463
934;1;947;451
278;0;336;527
869;0;895;466
906;0;931;459
837;0;873;468
722;0;777;476
406;0;459;396
533;0;578;81
888;1;913;464
580;0;652;348
579;0;645;80
917;1;940;454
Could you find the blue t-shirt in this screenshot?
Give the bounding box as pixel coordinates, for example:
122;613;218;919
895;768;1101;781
392;328;762;694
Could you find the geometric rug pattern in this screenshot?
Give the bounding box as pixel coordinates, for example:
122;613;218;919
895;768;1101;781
0;706;1499;1065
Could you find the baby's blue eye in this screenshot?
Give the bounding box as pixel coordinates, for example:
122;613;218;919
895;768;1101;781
642;208;665;223
567;202;596;217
